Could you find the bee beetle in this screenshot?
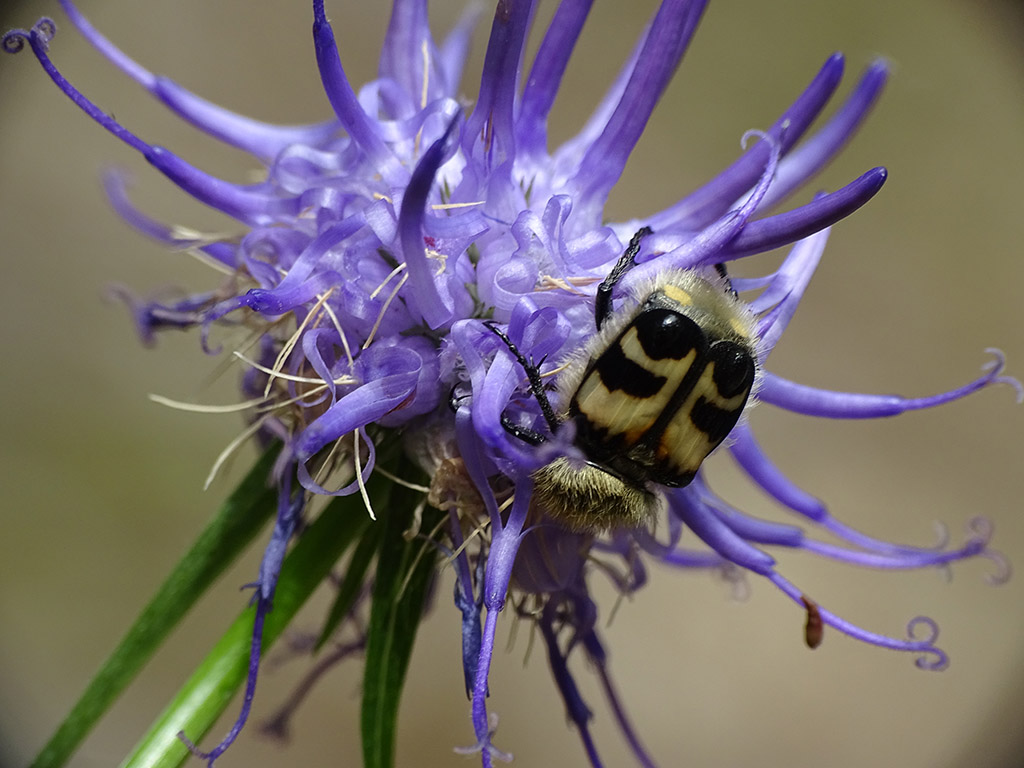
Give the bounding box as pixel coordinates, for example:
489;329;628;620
489;227;759;532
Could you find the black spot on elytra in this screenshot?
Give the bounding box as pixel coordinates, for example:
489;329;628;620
707;340;755;397
594;342;665;398
690;396;742;445
633;308;704;361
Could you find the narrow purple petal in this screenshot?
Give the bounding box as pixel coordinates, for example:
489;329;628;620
447;510;477;623
485;479;531;586
727;422;827;522
693;481;805;547
722;166;887;258
5;26;295;225
152;79;339;162
108;287;218;347
312;0;405;185
467;604;502;768
453;561;484;697
727;422;984;559
468;482;530;763
180;592;273;764
667;488;777;575
801;531;989;570
551;19;646;187
145;147;300;224
258;483;303;601
453;405;504;523
463;0;536;170
538;606;596;753
649;53;846;230
103;171;238;267
747;227;828;315
754;228;830;358
582;631;657;768
183;481;301;764
516;0;594;159
759;352;1022;417
700;469;999;575
767;572;949;670
658;549;729;568
379;0;444;118
3;22;148;154
437;4;483;96
59;0;337;161
571;0;708;220
758;60;888;211
399;117;462;329
56;0;150;84
620;130;780;289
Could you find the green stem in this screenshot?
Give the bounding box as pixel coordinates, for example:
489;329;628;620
120;475;386;768
30;448;280;768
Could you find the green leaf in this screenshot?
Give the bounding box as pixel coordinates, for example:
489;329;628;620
315;513;381;651
30;447;281;768
121;478;379;768
361;465;444;768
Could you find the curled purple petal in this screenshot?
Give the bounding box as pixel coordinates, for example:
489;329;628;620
760;351;1022;417
620;129;782;289
768;572;949;670
399;117;464;329
58;0;337;160
4;21;149;154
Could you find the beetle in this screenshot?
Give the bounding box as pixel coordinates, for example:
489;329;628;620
489;227;758;531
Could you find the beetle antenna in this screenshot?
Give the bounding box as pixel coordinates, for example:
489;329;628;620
483;321;561;433
595;226;653;329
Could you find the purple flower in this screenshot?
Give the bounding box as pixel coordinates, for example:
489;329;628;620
4;1;1019;766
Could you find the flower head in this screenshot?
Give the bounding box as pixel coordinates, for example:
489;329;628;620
5;1;1019;766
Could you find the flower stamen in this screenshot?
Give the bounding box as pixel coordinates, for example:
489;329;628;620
352;428;375;520
232;351;356;388
267;288;338;397
147;393;269;414
362;272;409;349
204;417;269;490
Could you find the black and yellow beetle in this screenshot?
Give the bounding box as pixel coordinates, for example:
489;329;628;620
490;227;758;531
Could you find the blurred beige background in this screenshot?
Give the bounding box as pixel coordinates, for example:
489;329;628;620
2;1;1023;766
